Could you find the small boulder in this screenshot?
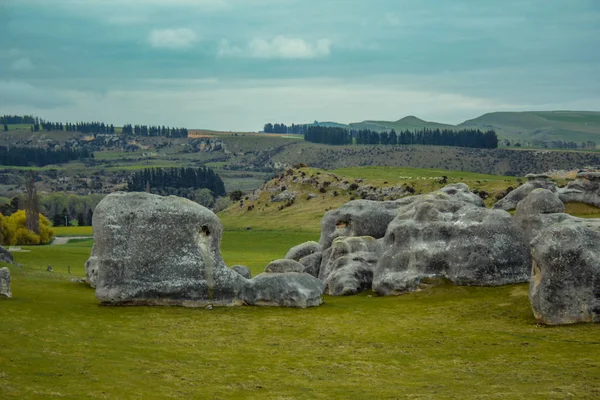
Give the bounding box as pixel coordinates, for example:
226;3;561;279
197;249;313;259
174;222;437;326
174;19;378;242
285;241;320;261
231;265;252;279
0;267;11;299
298;252;322;278
530;219;600;325
0;246;13;264
243;273;324;308
272;191;297;203
264;259;304;274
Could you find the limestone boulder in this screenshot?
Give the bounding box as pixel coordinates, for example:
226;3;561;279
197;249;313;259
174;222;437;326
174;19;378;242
231;265;252;279
0;267;11;299
318;183;484;250
558;171;600;208
285;241;320;261
493;174;558;211
265;259;304;274
319;236;383;296
89;192;247;306
298;252;322;278
243;273;324;308
513;188;570;243
530;219;600;325
318;199;404;250
373;196;531;295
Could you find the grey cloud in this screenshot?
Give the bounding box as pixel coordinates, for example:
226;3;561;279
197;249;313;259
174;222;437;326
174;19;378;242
0;81;73;109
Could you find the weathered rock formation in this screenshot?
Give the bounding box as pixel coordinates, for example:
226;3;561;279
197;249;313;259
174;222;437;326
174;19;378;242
265;259;304;274
242;273;324;307
530;219;600;325
558;171;600;207
318;200;407;250
373;194;531;295
298;252;322;277
231;265;252;279
513;188;570;243
319;236;383;296
0;267;11;299
493;174;558;211
285;241;320;261
87;192;324;308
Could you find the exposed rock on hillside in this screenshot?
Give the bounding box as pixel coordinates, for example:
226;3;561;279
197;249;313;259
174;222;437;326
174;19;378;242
0;267;11;299
373;194;531;295
513;189;569;243
0;246;14;264
87;192;324;308
530;219;600;325
493;174;557;211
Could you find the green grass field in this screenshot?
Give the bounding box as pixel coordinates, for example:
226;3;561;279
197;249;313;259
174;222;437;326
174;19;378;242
53;226;93;237
1;229;600;399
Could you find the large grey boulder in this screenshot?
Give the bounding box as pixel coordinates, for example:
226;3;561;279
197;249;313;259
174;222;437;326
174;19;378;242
318;183;483;250
264;259;304;274
285;241;320;261
89;192;247;306
318;199;405;250
298;252;322;278
0;267;11;298
558;171;600;207
513;188;570;243
231;265;252;279
530;219;600;325
493;174;558;211
373;195;531;295
243;273;324;308
319;236;383;296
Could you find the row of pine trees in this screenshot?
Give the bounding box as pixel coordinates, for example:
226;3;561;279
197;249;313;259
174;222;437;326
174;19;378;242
127;167;226;197
0;146;93;167
304;126;499;149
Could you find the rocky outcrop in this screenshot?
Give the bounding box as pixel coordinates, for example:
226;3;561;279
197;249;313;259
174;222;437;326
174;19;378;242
272;191;297;203
0;267;11;298
318;200;406;250
530;219;600;325
558;171;600;207
513;189;570;243
493;174;558;211
242;273;325;308
319;236;383;296
231;265;252;279
87;192;324;308
285;241;320;261
265;259;304;274
298;252;322;278
373;194;531;295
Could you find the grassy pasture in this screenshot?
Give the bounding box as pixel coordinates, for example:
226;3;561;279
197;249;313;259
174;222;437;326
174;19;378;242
1;230;600;399
53;226;93;237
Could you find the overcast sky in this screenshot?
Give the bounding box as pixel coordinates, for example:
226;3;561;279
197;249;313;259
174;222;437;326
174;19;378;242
1;0;599;130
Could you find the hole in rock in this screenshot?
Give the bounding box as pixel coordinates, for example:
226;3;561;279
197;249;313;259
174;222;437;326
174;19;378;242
201;226;211;236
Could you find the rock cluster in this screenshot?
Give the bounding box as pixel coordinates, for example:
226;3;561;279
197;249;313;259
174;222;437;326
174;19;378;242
283;183;531;298
86;192;323;308
558;171;600;207
0;267;11;299
493;174;557;211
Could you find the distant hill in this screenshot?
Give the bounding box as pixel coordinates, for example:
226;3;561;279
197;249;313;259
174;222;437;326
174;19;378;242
459;111;600;143
349;116;456;132
303;111;600;144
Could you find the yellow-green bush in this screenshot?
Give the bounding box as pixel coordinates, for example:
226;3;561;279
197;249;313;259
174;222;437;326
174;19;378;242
0;210;55;245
